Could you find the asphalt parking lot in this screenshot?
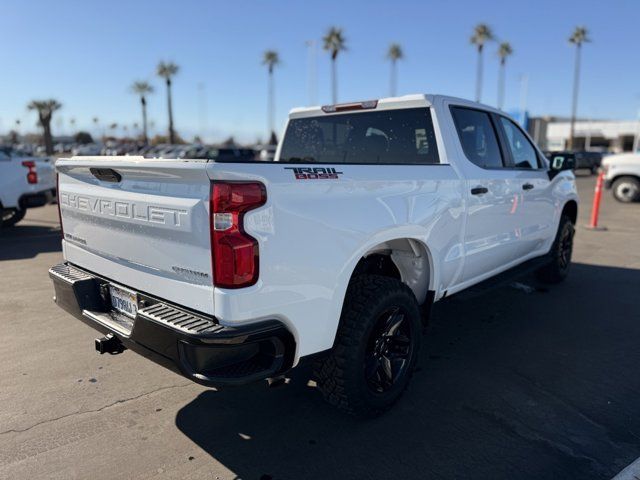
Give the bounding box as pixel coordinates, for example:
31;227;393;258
1;174;639;480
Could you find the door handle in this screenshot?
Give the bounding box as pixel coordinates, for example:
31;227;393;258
522;183;534;190
470;186;488;195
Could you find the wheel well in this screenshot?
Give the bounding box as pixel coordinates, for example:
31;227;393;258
561;200;578;225
350;238;432;305
611;174;640;185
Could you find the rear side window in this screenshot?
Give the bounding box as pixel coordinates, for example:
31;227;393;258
279;108;439;165
499;117;540;169
450;106;503;169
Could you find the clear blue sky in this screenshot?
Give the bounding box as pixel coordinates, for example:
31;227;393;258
2;0;637;143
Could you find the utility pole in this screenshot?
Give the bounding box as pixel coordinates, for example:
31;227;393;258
197;82;207;142
306;40;318;106
518;74;529;126
633;107;640;153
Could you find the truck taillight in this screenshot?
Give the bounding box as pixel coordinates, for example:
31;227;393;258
210;182;266;289
22;161;38;184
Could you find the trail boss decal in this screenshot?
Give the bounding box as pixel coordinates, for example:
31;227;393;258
284;167;343;180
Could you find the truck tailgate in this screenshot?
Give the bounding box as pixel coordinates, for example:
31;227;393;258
56;156;214;314
35;157;56;190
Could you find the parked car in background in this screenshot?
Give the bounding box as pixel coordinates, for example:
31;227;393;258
256;144;277;161
0;147;56;228
575;151;602;173
72;143;103;156
544;151;602;174
602;153;640;202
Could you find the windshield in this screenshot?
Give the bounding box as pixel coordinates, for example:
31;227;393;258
278;107;440;165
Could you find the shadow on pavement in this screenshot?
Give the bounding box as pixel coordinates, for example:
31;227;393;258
0;224;61;261
176;263;640;480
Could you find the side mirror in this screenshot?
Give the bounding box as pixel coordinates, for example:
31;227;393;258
548;155;575;179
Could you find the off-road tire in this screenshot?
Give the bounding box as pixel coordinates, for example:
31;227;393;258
2;208;26;228
314;275;421;417
612;176;640;203
536;214;574;284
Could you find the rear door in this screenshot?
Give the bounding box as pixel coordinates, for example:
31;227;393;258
57;157;215;314
448;105;523;283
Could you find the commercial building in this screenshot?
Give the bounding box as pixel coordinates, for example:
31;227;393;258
528;116;640;153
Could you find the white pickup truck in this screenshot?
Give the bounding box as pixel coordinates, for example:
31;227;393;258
50;94;578;416
0;148;57;229
601;152;640;203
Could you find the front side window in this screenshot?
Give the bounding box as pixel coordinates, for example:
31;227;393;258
499;117;540;169
279;107;440;165
450;107;503;168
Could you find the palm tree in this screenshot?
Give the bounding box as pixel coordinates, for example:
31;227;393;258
262;50;280;139
568;26;590;150
131;81;154;144
387;43;404;97
323;27;347;104
470;24;494;102
157;61;179;144
497;42;513;110
27;99;62;154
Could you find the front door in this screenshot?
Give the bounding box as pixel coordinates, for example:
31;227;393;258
496;115;556;257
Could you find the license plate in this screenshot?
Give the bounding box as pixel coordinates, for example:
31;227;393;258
109;284;138;319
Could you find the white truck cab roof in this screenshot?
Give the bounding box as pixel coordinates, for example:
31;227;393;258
288;94;501;119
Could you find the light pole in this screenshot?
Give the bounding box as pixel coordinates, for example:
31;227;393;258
633;107;640;153
197;82;207;142
306;40;318;106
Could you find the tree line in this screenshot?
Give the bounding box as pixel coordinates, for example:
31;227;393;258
26;25;590;154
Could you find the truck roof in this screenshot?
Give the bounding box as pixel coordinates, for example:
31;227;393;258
288;94;497;119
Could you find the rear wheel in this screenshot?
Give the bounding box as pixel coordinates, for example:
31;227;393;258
536;214;574;284
2;208;26;227
314;275;421;417
612;176;640;203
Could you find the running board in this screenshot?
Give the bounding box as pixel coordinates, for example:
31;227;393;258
449;256;551;302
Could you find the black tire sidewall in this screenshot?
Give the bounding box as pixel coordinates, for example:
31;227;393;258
2;208;26;227
551;216;574;279
334;276;422;415
537;215;574;284
357;294;419;407
612;177;640;203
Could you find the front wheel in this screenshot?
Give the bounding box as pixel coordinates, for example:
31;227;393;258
536;214;575;284
2;208;26;228
314;275;421;417
612;176;640;203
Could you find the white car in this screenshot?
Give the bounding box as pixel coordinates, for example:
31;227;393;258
49;94;578;416
602;153;640;203
256;144;277;161
72;143;103;156
0;148;57;229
